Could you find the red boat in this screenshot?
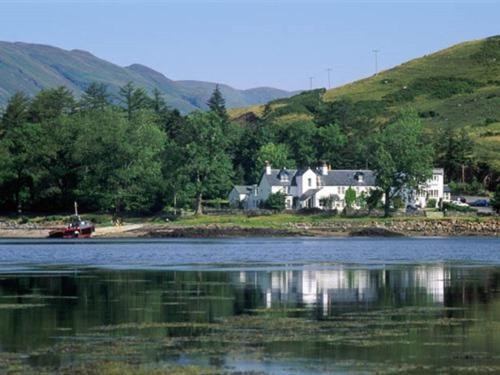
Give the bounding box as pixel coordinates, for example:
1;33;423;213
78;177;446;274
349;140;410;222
48;203;95;238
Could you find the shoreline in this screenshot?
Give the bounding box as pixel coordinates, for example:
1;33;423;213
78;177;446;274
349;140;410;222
0;217;498;238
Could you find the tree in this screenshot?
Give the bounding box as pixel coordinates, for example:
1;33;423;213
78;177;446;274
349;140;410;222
491;185;500;214
435;127;474;182
316;123;347;166
151;88;168;115
255;143;295;176
264;192;286;211
344;186;356;208
366;189;383;213
207;85;228;121
177;111;233;215
373;109;434;217
119;82;150;121
0;122;47;211
73;110;165;214
276;120;317;167
81;82;110;111
29;87;75;122
1;92;31;134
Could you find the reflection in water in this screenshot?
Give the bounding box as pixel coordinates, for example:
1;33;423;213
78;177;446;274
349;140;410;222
0;263;498;373
236;265;450;314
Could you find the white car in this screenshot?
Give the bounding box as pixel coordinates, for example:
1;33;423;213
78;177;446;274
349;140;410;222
451;199;469;207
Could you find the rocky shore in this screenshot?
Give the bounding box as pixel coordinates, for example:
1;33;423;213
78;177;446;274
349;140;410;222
0;218;498;238
140;218;499;238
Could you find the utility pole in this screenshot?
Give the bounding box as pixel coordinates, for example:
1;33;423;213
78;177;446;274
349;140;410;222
309;76;314;90
326;68;332;89
372;49;380;75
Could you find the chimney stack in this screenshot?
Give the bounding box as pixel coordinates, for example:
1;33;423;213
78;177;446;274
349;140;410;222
320;161;328;176
265;161;271;175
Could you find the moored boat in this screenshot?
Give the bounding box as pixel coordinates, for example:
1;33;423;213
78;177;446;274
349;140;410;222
48;202;95;238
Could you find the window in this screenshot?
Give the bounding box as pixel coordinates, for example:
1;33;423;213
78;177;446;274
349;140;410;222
433;175;439;182
284;186;290;194
308;178;312;187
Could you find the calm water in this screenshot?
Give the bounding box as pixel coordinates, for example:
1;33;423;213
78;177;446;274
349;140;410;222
0;237;499;373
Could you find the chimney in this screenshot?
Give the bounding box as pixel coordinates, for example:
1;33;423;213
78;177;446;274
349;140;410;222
264;161;271;175
320;161;328;176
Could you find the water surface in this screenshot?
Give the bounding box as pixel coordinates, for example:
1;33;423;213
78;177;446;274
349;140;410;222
0;237;498;373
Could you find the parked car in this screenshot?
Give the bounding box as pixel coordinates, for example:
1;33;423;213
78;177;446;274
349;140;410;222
451;199;469;207
406;204;421;213
470;199;489;207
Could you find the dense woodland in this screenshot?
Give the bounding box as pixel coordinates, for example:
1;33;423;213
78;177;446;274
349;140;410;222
0;83;488;215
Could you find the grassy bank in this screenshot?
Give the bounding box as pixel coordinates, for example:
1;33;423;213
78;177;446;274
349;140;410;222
1;212;498;238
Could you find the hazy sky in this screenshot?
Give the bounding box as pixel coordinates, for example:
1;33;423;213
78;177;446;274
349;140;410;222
0;0;498;91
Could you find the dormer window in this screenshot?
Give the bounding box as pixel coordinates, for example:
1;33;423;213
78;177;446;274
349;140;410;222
278;169;289;183
355;172;364;182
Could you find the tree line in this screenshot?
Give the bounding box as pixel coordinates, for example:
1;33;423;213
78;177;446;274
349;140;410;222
0;83;484;216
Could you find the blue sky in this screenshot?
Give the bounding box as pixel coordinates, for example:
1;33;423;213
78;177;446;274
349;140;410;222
0;0;498;91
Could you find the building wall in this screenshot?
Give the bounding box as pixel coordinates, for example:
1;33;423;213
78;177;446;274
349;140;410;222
297;169;318;196
413;169;445;208
228;189;247;207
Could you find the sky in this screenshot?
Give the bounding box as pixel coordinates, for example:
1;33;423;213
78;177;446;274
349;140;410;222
0;0;499;91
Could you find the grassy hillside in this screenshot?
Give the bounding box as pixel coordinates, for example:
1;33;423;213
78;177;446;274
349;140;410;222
231;36;500;171
0;41;294;113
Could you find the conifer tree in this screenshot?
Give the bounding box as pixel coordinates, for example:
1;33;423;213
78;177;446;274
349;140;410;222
207;85;228;121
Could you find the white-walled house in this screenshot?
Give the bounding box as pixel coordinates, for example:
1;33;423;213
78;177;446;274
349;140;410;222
232;163;447;211
244;162;378;210
228;185;252;208
404;168;448;208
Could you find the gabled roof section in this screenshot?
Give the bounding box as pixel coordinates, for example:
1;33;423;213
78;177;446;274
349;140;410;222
320;169;377;187
299;188;321;201
233;185;252;194
264;168;298;186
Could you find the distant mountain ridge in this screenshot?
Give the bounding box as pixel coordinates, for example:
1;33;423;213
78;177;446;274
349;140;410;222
0;41;296;113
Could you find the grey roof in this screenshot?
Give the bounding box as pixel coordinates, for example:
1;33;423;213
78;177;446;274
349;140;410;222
233;185;252;194
264;169;298;186
263;168;377;187
300;189;321;201
444;184;451;193
319;169;377;187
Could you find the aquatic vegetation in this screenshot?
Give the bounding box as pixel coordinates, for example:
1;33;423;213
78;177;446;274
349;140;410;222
0;303;46;309
0;263;498;374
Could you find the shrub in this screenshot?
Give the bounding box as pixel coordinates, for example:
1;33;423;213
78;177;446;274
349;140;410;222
345;187;356;208
383;77;482;104
491;185;500;214
472;36;500;65
442;202;477;213
426;198;437;208
263;192;287;211
449;180;487;196
418;110;439;118
393;197;404;210
319;194;338;210
366;189;384;212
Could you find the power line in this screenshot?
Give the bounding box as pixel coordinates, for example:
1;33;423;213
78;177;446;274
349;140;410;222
372;49;380;75
309;76;314;90
326;68;332;89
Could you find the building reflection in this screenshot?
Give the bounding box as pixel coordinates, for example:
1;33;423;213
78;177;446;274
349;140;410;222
235;265;451;314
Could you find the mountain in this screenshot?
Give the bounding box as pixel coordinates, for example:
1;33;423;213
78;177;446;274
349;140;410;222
231;36;500;171
0;41;295;113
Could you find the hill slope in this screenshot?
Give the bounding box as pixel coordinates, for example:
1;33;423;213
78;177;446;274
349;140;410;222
232;36;500;171
0;41;295;113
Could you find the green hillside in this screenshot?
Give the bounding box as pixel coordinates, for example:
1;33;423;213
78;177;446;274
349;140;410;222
232;36;500;172
0;41;294;113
